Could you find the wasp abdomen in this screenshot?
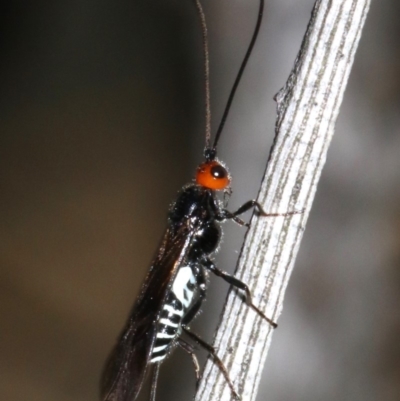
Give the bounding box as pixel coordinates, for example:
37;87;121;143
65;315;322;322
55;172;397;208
150;266;198;363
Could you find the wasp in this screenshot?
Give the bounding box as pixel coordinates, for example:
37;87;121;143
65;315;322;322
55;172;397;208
101;0;284;400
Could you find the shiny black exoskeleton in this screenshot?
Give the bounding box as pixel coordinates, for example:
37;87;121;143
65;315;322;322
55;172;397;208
170;185;222;257
101;161;278;401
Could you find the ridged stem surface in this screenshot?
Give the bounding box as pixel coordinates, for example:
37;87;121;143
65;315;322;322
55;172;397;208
195;1;371;400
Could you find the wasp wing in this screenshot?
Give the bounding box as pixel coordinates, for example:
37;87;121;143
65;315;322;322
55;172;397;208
101;221;195;401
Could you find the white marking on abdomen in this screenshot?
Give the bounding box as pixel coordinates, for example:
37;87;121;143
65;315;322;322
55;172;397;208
159;318;179;327
163;304;184;316
152;344;169;353
155;331;176;339
150;266;198;364
150;355;165;363
172;266;196;308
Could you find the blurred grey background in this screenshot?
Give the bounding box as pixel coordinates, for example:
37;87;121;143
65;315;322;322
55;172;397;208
1;1;399;400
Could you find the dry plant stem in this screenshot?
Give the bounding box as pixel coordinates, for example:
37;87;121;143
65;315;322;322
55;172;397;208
195;1;371;401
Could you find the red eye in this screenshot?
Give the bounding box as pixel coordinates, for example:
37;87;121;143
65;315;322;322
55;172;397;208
195;160;230;190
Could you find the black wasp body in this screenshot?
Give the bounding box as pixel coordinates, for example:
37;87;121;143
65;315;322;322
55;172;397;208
149;184;221;364
101;159;278;401
101;0;279;400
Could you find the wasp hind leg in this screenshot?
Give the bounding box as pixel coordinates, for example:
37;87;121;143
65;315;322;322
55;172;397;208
177;337;201;387
182;326;240;401
179;268;240;400
150;362;160;401
203;258;277;328
177;267;206;389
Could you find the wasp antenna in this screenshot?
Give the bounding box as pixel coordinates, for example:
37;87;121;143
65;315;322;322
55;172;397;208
213;0;265;150
194;0;212;151
204;147;216;162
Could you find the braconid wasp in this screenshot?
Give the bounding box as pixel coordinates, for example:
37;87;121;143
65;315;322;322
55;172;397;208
101;1;292;400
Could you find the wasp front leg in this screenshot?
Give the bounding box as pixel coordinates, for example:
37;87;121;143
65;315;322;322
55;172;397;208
218;200;301;227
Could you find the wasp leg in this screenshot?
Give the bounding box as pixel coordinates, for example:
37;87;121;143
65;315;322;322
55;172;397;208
219;200;303;226
178;266;207;388
216;209;248;227
203;258;277;328
182;327;240;401
150;362;161;401
177;337;201;388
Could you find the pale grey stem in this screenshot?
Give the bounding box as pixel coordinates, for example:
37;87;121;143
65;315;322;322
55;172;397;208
195;1;371;401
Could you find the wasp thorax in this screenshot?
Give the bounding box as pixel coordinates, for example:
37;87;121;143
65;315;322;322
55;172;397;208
195;160;230;190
